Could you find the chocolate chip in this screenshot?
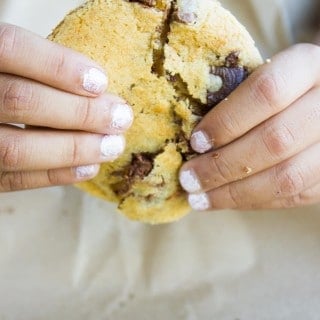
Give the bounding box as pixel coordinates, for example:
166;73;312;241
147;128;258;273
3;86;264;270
128;153;154;179
112;181;131;196
111;153;158;196
207;66;248;107
225;51;240;68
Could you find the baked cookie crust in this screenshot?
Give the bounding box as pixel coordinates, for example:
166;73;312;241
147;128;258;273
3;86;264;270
50;0;262;224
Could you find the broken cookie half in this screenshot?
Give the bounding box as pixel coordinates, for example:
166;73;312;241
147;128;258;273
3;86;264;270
50;0;262;224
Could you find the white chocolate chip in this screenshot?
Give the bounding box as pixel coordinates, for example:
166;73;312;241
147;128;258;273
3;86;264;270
207;73;223;93
176;0;200;24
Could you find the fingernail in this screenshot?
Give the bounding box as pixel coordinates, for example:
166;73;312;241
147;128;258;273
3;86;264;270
83;68;108;94
190;131;212;153
188;193;210;211
109;103;134;131
75;164;99;179
179;169;201;193
100;135;125;161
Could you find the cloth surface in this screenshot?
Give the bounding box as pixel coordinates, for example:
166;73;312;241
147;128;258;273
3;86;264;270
0;0;320;319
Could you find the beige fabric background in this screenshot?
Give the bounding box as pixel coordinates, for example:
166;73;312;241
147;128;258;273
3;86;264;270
0;1;320;319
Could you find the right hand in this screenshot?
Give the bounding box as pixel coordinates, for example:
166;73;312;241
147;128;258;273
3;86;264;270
0;23;133;192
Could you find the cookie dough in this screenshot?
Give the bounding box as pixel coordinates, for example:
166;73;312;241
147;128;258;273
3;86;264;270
50;0;262;224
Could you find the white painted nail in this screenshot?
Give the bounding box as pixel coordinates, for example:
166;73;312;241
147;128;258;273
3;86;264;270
100;135;125;161
83;68;108;94
179;169;201;193
110;103;134;130
188;193;210;211
75;164;99;179
190;131;212;153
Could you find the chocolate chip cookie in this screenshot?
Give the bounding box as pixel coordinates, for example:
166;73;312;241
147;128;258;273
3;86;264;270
50;0;262;224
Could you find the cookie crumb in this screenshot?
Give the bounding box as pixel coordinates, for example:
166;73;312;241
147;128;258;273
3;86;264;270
212;152;220;159
244;166;252;174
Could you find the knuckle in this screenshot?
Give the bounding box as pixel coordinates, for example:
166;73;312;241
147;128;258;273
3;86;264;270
210;153;233;183
2;80;34;121
75;97;95;129
0;24;18;63
226;184;242;208
250;71;283;112
261;122;295;159
66;135;81;166
0;134;24;170
48;50;67;80
0;171;24;192
275;164;305;197
214;109;239;140
281;193;304;208
46;169;61;186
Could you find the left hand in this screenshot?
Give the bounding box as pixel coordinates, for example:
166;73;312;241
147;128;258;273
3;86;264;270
179;43;320;211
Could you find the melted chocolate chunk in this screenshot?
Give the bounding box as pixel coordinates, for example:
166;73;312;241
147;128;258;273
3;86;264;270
207;66;247;107
111;153;157;196
128;153;154;179
207;52;248;108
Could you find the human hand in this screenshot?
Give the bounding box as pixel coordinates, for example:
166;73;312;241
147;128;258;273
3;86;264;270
179;44;320;211
0;24;133;192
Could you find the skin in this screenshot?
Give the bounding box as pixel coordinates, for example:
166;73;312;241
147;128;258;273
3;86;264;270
0;23;133;192
180;40;320;211
1;21;319;214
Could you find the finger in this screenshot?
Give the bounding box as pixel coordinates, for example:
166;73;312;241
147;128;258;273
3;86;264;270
190;44;320;153
0;75;133;134
0;164;100;192
187;183;320;212
259;183;320;210
0;23;108;96
180;87;320;194
0;124;125;171
188;142;320;211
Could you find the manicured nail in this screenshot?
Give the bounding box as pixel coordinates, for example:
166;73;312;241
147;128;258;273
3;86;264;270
179;169;201;193
100;135;125;161
109;103;134;131
83;68;108;94
190;131;212;153
188;193;210;211
75;164;99;179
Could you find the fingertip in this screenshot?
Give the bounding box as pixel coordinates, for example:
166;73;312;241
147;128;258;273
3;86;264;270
179;168;202;193
82;67;108;95
100;135;126;162
190;130;213;153
74;164;100;180
188;193;211;211
108;102;134;133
